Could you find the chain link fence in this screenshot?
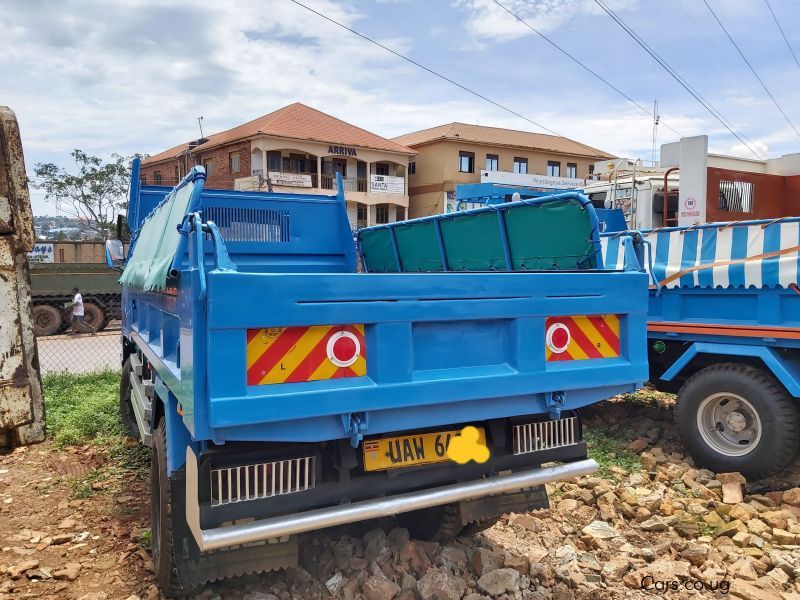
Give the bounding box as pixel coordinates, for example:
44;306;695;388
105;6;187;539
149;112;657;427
35;321;122;374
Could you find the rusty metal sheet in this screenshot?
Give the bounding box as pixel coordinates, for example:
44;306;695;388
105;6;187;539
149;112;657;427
0;106;45;448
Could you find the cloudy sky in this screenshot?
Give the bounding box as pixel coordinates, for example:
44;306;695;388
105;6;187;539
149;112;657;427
3;0;800;214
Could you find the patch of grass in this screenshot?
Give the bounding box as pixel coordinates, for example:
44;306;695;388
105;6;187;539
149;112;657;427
69;468;104;499
43;370;123;447
584;428;641;480
696;520;716;537
138;529;152;551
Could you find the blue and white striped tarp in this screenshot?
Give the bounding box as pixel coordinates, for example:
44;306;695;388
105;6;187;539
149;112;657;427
600;218;800;289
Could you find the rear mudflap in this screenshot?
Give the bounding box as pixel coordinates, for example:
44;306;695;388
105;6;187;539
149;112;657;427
171;471;298;588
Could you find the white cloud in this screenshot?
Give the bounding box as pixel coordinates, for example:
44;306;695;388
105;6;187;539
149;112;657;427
729;141;769;159
453;0;638;41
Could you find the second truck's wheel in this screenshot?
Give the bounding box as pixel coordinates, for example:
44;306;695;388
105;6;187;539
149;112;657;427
82;302;105;331
119;358;140;439
677;364;800;479
32;304;62;336
151;419;198;597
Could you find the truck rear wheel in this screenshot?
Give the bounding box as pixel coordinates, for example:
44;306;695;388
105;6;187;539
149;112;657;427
120;358;140;439
677;364;800;479
151;419;198;597
82;302;104;331
32;304;62;336
397;503;471;541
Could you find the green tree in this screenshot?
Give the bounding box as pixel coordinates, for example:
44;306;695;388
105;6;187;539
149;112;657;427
33;150;132;240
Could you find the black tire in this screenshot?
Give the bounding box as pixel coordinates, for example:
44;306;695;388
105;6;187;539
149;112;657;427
120;358;140;439
397;503;467;541
151;420;197;597
32;304;62;336
677;363;800;479
82;302;105;331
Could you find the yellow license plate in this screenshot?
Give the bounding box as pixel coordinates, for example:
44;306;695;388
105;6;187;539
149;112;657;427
362;428;487;472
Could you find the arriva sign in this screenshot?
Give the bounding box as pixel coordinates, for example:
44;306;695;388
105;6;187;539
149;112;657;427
328;145;357;157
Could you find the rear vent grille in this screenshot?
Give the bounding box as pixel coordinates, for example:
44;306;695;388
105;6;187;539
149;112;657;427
513;417;578;455
210;456;315;507
204;206;290;242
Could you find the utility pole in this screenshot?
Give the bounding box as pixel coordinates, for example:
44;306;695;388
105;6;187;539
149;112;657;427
651;99;660;166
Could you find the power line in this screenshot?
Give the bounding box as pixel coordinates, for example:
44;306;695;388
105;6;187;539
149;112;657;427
490;0;682;137
764;0;800;75
593;0;767;160
703;0;800;140
288;0;611;157
673;0;761;98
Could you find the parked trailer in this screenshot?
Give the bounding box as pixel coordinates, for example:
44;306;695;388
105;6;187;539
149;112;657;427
117;159;648;595
602;218;800;479
30;261;121;335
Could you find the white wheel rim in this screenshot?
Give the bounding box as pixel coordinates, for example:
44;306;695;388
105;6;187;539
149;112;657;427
696;392;762;457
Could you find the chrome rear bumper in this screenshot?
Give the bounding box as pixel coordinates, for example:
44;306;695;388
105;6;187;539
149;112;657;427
185;447;597;552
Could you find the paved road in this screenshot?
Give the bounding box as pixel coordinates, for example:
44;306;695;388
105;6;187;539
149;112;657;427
37;329;121;374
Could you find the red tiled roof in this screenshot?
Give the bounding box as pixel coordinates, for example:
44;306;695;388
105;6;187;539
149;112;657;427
143;103;415;164
392;122;613;158
141;134;220;166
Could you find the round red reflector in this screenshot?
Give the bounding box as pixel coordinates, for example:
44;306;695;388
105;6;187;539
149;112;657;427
546;322;571;354
332;336;356;363
327;331;360;367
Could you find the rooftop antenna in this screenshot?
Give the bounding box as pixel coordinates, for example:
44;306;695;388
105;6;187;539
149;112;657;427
197;116;205;139
651;99;660;166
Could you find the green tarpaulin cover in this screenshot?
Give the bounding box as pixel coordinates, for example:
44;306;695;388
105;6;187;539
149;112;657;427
359;197;598;273
119;180;196;291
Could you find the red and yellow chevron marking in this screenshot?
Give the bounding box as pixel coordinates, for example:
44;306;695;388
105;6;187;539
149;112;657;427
246;325;366;386
545;315;620;362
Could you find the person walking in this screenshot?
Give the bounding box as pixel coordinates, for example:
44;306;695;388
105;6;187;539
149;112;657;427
66;287;96;335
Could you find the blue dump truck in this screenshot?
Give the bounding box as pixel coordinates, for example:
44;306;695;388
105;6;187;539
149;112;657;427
114;158;648;595
602;218;800;481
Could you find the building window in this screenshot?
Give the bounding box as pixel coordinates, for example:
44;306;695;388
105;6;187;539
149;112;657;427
547;161;561;177
376;163;390;176
140;176;146;187
567;163;577;178
267;151;282;172
376;204;390;224
458;151;475;173
174;166;179;182
153;171;162;185
229;152;241;174
396;206;406;221
513;157;528;174
356;203;368;228
408;160;416;175
485;154;499;171
202;159;213;176
719;180;755;213
589;164;595;175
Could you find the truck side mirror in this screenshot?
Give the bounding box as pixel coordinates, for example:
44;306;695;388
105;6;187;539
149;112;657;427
106;239;125;269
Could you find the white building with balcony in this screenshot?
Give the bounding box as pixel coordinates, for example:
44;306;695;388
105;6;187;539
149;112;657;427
140;103;416;230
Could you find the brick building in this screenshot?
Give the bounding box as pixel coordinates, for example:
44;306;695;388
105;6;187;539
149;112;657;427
140;103;416;229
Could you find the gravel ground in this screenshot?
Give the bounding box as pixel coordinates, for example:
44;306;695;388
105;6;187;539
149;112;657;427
4;393;800;599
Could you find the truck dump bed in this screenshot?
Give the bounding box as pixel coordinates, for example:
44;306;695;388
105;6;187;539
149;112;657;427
123;171;648;446
601;218;800;340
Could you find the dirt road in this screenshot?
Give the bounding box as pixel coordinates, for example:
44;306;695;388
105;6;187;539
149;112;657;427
4;397;800;600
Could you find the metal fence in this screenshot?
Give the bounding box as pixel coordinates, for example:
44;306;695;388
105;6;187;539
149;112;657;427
35;321;122;374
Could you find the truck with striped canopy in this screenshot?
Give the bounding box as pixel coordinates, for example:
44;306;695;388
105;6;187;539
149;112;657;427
602;218;800;480
116;159;648;595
